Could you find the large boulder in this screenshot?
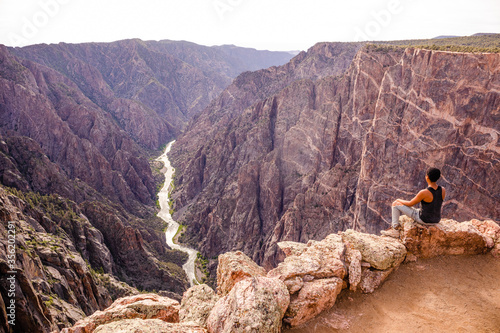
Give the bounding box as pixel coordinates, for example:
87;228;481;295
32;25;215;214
61;294;180;333
341;229;407;295
216;251;266;296
470;219;500;258
206;276;289;333
268;234;346;283
277;241;308;257
358;266;396;293
180;284;219;327
283;277;343;328
342;229;407;270
400;217;495;257
345;245;363;291
268;234;346;327
94;319;207;333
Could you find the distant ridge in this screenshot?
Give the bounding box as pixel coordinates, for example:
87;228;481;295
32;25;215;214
473;32;499;36
433;35;461;39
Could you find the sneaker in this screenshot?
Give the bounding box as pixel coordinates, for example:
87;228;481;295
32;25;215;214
381;228;400;238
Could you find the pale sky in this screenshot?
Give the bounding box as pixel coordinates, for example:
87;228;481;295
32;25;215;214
0;0;499;51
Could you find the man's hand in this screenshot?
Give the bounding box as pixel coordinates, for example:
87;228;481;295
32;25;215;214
392;199;404;207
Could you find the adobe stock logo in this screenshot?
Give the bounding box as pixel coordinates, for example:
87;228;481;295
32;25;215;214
212;0;245;21
353;0;404;41
8;0;70;47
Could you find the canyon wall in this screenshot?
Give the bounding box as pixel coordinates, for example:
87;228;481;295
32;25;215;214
0;185;114;332
170;45;500;271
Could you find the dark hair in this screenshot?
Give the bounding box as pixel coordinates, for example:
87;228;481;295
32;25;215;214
427;168;441;182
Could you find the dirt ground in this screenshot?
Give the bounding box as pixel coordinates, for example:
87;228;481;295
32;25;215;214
285;254;500;333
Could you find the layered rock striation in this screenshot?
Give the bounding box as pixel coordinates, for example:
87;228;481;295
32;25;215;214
170;44;500;270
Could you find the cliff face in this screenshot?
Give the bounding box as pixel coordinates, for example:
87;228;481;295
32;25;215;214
0;45;156;210
171;45;500;269
170;42;364;208
0;185;113;333
1;38;296;209
9;40;295;148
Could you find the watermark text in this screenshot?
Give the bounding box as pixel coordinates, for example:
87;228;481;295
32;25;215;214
6;221;16;326
353;0;404;41
212;0;245;21
8;0;70;46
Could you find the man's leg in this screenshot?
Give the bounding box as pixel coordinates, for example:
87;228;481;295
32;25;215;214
392;205;422;227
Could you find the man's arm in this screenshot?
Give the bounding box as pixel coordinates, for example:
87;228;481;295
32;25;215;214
392;189;429;207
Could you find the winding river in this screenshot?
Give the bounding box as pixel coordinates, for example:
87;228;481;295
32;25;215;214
157;141;199;286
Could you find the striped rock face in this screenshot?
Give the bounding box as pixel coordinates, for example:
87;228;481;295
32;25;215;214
169;44;500;270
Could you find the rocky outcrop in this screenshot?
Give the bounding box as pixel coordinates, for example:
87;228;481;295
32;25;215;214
206;276;290;333
94;319;207;333
342;230;407;270
59;293;209;333
267;234;346;327
61;294;180;333
60;217;499;332
216;251;266;296
472;219;500;257
169;44;500;270
400;216;498;257
276;241;308;258
179;285;219;327
341;230;407;294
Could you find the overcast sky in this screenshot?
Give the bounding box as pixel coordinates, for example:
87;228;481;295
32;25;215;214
1;0;499;51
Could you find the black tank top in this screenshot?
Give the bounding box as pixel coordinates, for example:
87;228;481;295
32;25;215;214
419;186;443;224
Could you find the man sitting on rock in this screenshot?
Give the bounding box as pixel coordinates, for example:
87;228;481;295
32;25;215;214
382;167;446;238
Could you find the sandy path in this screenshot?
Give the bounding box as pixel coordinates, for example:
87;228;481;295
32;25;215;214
285;254;500;333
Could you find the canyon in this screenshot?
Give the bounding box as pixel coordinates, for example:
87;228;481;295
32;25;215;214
0;33;499;332
0;39;294;332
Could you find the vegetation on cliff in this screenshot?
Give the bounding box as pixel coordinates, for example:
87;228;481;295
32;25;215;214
375;33;500;53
